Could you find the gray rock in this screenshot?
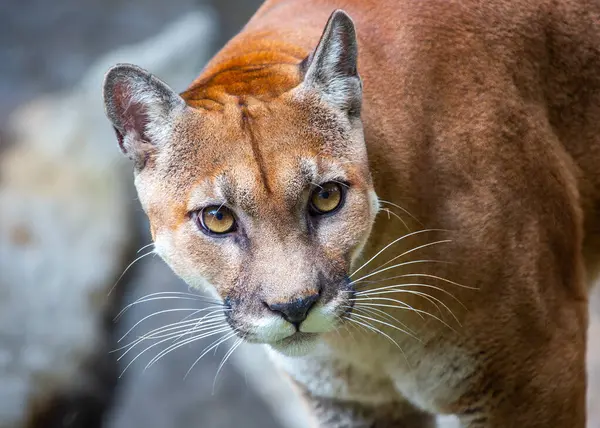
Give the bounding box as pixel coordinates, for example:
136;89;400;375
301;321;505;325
0;10;217;427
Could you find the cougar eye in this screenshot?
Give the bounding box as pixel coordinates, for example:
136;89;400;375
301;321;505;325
197;206;236;235
310;182;344;214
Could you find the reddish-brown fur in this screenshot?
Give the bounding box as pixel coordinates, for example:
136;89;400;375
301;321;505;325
103;0;600;426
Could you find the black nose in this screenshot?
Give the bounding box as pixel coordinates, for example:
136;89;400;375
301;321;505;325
267;293;320;325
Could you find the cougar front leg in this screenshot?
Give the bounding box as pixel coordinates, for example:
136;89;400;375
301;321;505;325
453;301;587;428
306;395;437;428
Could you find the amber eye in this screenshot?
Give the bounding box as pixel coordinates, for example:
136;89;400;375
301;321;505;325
310;182;344;214
199;206;236;235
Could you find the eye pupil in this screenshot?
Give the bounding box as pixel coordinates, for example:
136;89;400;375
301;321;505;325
310;182;344;215
198;206;236;235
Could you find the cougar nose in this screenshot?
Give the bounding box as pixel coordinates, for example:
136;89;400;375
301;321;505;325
267;293;320;326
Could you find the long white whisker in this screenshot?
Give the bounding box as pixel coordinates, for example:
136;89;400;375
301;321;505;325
175;308;229;343
356;282;466;312
351;296;425;320
184;332;239;379
348;305;416;336
115;291;221;320
378;199;424;226
350;229;446;278
395;273;476;290
351;260;451;285
343;316;409;365
357;289;461;325
380;208;410;231
345;316;371;336
117;319;228;358
349;312;421;342
212;337;244;392
118;307;224;343
375;240;452;271
145;325;231;369
113;315;226;353
139;315;226;341
109;251;155;295
116;297;214;321
338;313;360;343
137;243;155;254
118;326;230;377
352;299;454;331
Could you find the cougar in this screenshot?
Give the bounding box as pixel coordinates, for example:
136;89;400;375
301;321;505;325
102;0;600;426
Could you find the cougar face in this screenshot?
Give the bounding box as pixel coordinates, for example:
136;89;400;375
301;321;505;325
103;12;378;355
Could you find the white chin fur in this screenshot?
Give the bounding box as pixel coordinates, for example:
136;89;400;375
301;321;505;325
250;316;296;343
268;336;319;357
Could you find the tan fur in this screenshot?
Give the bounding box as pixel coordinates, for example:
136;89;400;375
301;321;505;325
103;0;600;426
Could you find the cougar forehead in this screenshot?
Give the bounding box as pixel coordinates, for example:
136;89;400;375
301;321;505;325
141;90;368;227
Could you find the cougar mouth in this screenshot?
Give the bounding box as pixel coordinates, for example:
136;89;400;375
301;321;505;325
268;332;321;356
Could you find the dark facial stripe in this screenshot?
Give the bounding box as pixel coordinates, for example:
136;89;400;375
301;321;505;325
240;103;272;195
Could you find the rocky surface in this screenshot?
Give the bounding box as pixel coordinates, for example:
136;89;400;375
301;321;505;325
0;40;132;428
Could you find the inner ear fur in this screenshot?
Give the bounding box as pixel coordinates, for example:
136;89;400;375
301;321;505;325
102;63;186;169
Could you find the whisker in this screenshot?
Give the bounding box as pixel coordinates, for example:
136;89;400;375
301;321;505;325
116;317;228;356
109;251;155;295
338;310;368;338
184;331;239;379
356;282;465;308
139;314;226;341
351;260;451;285
352;298;455;331
348;305;416;336
343;316;409;365
378;199;424;226
349;312;421;342
380;207;410;231
357;273;475;291
113;315;227;352
374;240;452;272
351;295;424;320
174;308;229;343
119;325;230;377
137;242;155;254
177;308;210;325
145;325;232;369
212;337;244;392
115;292;222;320
115;298;216;322
356;289;461;325
350;229;446;278
118;306;224;343
396;273;477;290
338;313;359;343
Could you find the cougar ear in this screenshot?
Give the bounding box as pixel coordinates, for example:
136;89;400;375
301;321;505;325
102;64;186;169
302;10;362;117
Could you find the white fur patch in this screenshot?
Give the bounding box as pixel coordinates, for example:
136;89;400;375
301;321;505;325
250;316;295;343
300;302;338;333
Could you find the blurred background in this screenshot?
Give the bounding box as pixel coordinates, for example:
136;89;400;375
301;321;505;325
0;1;308;427
0;1;599;427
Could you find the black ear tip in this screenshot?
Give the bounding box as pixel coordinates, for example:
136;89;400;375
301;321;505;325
330;9;355;29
